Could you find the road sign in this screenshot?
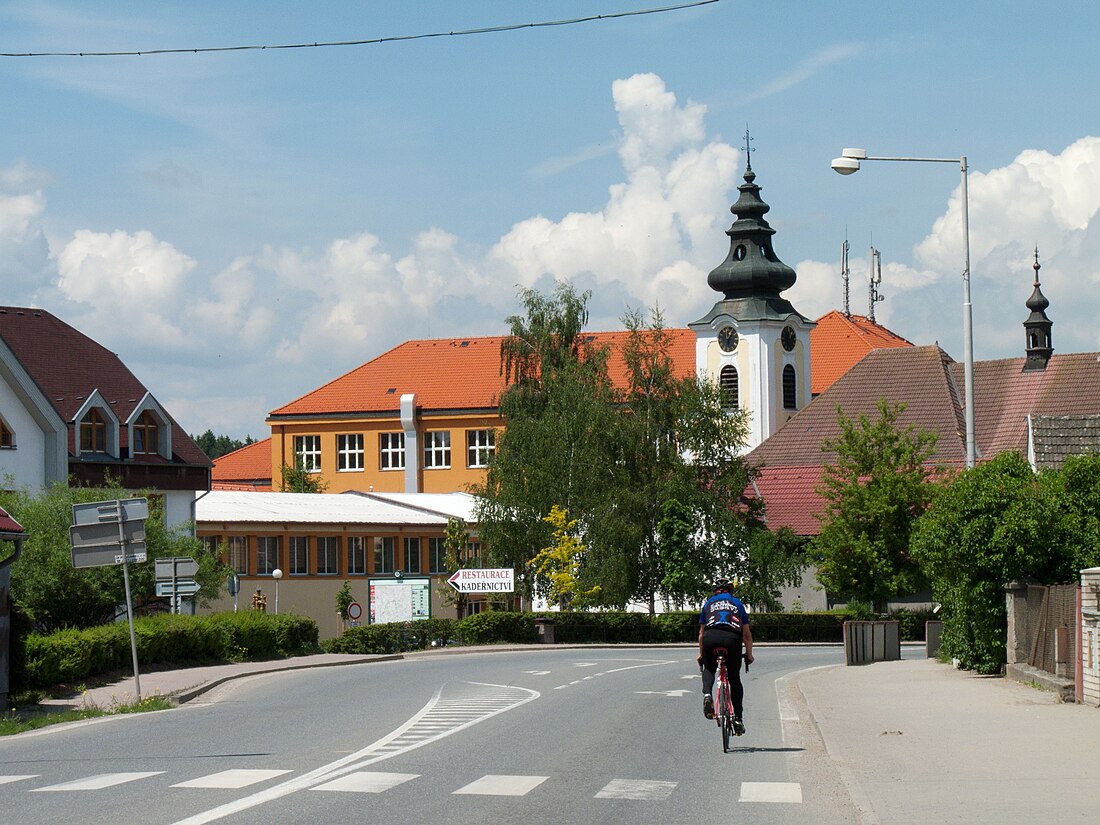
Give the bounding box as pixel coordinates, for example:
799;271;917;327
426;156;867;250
156;557;200;580
347;601;362;621
70;520;147;569
72;498;148;527
447;568;515;593
155;579;200;597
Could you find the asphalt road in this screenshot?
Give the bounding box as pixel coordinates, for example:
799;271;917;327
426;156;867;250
0;646;862;825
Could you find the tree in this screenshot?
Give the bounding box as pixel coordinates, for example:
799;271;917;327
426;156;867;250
2;480;227;633
738;526;809;613
528;506;601;610
436;517;476;619
656;498;708;608
335;581;354;623
280;459;329;493
192;430;255;460
814;398;938;613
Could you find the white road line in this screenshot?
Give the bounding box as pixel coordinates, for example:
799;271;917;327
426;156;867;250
0;775;38;785
739;782;803;803
452;774;550;796
32;772;165;792
311;771;419;793
172;770;292;789
553;658;676;690
169;681;538;825
595;778;677;801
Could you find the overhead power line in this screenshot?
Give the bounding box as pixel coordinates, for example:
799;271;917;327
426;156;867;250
1;1;719;58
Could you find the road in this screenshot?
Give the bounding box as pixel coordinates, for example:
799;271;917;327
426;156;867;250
0;646;864;825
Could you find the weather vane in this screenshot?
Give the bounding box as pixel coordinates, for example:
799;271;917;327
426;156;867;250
742;126;754;170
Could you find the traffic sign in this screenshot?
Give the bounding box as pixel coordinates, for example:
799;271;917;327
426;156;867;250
156;557;200;580
72;498;148;526
70;520;147;569
155;579;200;597
447;568;515;593
347;601;362;621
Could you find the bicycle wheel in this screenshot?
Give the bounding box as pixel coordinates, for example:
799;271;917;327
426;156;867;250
716;681;731;752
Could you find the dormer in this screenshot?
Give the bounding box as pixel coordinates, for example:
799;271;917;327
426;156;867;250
126;393;173;460
73;390;121;458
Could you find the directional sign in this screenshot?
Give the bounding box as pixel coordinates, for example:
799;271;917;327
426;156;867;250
155;579;200;597
156;557;200;580
72;498;148;527
447;568;515;593
70;521;147;569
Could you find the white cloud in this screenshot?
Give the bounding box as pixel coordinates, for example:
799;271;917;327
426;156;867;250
742;42;866;104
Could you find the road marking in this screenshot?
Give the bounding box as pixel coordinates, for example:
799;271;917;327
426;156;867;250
595;778;677;800
739;782;802;803
312;771;419;793
634;689;692;697
169;681;538;825
172;770;292;789
453;774;549;796
0;775;38;785
553;658;675;690
574;662;599;667
32;772;165;792
681;674;700;680
523;670;551;675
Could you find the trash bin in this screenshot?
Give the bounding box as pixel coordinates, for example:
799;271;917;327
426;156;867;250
534;617;556;644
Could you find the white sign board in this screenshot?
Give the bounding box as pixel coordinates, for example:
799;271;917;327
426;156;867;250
156;557;200;580
368;577;431;624
155;579;200;597
448;568;515;593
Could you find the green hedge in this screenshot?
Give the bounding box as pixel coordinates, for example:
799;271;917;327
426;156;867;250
322;618;459;654
19;612;319;689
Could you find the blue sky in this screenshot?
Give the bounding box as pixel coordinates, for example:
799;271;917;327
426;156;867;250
2;1;1098;439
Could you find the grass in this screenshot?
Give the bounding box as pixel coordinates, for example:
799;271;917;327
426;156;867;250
1;692;174;736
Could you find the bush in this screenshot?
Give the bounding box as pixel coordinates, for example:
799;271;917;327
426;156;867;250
458;611;537;645
749;613;846;643
321;618;459;654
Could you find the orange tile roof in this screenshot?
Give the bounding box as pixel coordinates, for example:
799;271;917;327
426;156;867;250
809;311;912;395
212;438;272;486
269;330;697;419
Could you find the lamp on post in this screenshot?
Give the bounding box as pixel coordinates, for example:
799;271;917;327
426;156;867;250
831;147;976;469
272;568;283;615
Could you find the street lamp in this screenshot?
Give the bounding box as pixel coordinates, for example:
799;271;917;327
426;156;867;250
272;568;283;614
831;147;976;469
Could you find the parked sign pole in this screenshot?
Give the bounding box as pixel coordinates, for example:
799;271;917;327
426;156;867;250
115;501;141;700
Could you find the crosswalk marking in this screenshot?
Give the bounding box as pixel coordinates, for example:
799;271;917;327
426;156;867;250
172;770;292;789
0;775;38;785
452;774;549;796
595;779;677;801
31;772;165;792
312;771;419;793
739;782;803;803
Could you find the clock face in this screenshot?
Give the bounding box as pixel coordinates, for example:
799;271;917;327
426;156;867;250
781;326;797;352
718;326;738;353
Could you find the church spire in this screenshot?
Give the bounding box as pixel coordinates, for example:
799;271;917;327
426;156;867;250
1023;246;1053;372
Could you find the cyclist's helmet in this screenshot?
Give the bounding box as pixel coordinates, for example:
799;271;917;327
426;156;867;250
712;580;733;594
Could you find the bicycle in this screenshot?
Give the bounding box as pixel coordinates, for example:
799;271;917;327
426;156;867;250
712;646;747;752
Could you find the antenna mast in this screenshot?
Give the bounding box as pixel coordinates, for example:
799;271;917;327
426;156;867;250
868;246;884;323
841;237;851;317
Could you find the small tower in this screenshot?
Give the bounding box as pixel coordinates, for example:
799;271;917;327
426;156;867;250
689;146;815;451
1023;247;1054;372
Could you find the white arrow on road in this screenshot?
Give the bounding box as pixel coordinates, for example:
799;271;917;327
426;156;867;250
523;670;551;675
635;690;693;697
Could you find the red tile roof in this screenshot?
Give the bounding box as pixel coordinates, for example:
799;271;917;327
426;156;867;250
270;330;698;418
212;438;273;490
0;505;24;535
809;311;912;395
0;306;210;467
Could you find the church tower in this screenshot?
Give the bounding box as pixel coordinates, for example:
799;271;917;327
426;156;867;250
1023;247;1054;372
688;154;815;451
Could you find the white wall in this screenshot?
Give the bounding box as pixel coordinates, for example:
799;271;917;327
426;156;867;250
0;375;48;490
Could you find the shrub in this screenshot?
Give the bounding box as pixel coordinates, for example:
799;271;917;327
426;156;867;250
458;611;536;645
321;618;459;654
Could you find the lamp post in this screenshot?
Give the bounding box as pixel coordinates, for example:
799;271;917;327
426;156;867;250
272;568;283;614
831;148;976;469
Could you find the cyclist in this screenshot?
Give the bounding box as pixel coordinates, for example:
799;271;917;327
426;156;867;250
697;580;753;734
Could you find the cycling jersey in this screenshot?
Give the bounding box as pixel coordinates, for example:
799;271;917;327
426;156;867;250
699;593;749;634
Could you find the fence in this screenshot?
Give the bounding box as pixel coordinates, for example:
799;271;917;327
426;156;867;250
1006;582;1078;679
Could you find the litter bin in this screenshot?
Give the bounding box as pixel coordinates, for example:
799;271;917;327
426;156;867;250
534;617;556;644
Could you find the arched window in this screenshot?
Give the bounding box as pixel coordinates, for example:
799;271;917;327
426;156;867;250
783;364;797;410
80;408;108;453
719;365;739;410
133;410;160;454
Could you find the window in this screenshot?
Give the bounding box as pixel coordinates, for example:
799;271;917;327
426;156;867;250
201;535;219;555
294;435;321;472
379;433;405;470
337;434;364;471
133;410;160;454
374;537;395;573
782;364;797;410
257;536;280;575
227;536;248;574
317;536;339;575
403;537;421;574
424;431;451;469
289;536;309;576
466;429;495;468
466;540;482;568
428;537;447;574
347;536;367;575
465;600;485;616
719;365;739;410
0;419;14;449
80;408;108;452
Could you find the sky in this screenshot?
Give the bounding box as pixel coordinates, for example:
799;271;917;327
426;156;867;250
2;0;1099;440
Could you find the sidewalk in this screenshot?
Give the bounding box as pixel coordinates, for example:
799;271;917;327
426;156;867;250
787;658;1100;824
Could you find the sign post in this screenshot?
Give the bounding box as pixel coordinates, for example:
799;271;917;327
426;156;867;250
71;498;148;700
